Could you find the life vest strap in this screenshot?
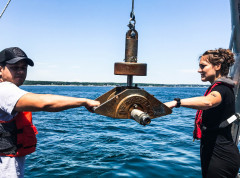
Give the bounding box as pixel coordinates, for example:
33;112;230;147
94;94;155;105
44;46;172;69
201;113;240;133
23;144;36;149
0;146;17;155
0;132;11;137
219;113;240;128
17;143;36;149
0;128;23;138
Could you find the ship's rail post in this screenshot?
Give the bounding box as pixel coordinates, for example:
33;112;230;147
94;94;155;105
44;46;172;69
229;0;240;145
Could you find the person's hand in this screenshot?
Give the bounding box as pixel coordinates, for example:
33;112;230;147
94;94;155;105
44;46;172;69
164;101;177;109
85;99;100;107
84;99;100;113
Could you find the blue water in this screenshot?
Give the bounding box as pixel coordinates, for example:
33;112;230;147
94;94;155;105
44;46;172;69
21;86;207;177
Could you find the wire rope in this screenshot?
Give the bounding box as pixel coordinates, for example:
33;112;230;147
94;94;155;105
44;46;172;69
0;0;12;19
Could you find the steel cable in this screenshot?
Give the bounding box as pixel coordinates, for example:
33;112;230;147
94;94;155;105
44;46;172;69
0;0;12;19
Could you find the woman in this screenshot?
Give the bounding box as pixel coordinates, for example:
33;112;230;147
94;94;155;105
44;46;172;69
165;48;240;178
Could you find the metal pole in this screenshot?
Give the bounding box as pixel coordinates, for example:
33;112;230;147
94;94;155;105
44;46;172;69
229;26;235;50
229;0;240;145
127;75;133;87
229;0;240;53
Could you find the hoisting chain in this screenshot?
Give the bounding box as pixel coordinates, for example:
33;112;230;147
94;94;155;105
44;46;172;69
128;0;136;37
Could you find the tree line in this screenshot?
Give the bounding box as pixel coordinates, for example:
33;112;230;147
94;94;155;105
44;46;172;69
23;80;208;87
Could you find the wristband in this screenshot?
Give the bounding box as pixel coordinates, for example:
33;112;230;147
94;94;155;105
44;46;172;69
174;98;181;108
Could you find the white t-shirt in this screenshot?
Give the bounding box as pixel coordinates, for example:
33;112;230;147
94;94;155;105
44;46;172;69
0;82;28;121
0;82;28;178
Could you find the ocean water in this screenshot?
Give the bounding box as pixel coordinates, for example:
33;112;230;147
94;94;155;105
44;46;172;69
21;86;208;177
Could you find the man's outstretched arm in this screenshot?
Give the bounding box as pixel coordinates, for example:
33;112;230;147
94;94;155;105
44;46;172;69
14;93;100;112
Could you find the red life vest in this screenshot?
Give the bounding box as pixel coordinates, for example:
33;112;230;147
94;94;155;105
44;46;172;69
0;112;38;157
193;82;221;140
193;81;235;140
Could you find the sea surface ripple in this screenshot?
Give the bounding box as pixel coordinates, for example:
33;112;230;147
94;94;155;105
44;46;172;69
21;86;216;177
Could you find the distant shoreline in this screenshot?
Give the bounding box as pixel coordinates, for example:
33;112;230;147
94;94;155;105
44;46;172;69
23;80;209;88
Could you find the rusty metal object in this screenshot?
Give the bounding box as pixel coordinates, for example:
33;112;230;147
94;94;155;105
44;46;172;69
114;28;147;87
125;29;138;62
93;3;172;125
94;86;172;120
114;62;147;76
114;29;147;77
131;109;151;126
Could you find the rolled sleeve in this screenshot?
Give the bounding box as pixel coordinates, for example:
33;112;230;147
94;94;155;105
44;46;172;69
0;82;28;116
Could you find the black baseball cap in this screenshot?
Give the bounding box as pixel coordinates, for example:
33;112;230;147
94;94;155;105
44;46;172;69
0;47;34;66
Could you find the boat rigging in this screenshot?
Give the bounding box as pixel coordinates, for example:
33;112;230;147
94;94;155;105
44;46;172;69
0;0;12;19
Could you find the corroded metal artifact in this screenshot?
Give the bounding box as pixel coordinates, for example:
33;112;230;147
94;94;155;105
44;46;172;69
94;0;172;125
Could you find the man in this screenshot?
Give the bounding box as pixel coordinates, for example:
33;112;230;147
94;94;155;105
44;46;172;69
0;47;100;177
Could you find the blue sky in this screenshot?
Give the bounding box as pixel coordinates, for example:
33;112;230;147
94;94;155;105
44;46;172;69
0;0;231;84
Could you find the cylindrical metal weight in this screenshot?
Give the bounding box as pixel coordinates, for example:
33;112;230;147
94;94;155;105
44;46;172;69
125;29;138;62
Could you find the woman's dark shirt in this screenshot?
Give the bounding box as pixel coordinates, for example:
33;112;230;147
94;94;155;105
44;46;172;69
202;84;235;141
201;84;240;177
